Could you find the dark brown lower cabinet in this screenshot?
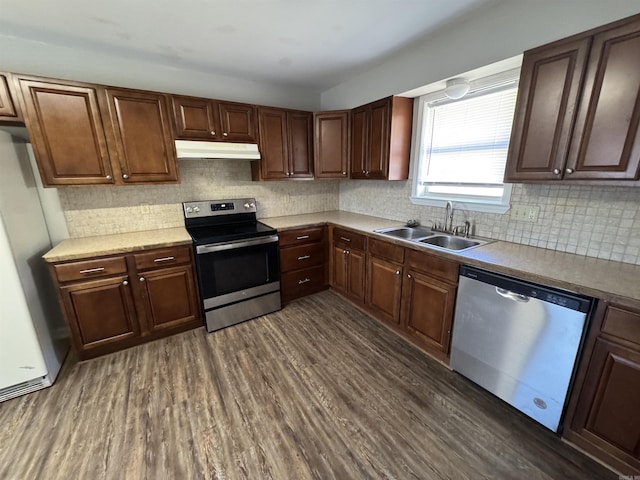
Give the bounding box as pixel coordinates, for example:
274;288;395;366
402;269;456;356
564;303;640;475
331;228;367;304
366;239;404;326
50;245;202;360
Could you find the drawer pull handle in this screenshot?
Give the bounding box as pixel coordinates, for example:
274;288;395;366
79;267;105;274
297;255;311;260
153;256;175;263
296;235;310;240
340;236;351;242
298;278;311;285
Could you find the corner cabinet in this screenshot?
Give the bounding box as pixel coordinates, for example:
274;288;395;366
350;96;413;180
171;95;257;142
564;303;640;474
0;73;22;123
314;110;350;179
252;107;314;180
49;245;202;360
17;75;179;187
505;14;640;184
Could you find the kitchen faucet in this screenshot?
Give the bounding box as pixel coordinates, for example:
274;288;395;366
445;201;453;232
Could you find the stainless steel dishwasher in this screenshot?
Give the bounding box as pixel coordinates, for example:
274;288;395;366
450;266;593;433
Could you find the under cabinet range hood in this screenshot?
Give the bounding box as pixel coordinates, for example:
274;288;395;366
175;140;261;160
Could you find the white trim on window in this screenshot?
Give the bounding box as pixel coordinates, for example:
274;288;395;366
410;68;520;214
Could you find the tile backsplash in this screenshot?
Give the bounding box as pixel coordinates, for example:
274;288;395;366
339;180;640;265
59;159;640;266
59;160;339;237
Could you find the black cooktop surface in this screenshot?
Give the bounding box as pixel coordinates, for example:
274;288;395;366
186;221;276;246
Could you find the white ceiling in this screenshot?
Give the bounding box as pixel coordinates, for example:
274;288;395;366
0;0;493;91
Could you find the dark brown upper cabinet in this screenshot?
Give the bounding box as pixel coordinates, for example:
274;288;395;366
252;107;313;180
314;110;350;179
171;95;257;143
505;14;640;184
102;88;178;184
18;75;179;187
0;73;22;123
18;76;116;186
350;96;413;180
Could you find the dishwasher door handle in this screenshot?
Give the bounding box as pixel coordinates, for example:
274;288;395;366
495;287;530;303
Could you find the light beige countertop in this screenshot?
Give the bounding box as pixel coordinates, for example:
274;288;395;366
262;211;640;307
43;227;193;263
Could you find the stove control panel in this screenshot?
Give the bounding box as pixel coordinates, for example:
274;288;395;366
183;198;257;218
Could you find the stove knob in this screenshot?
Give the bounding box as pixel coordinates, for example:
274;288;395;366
193;206;200;213
185;206;193;213
244;202;255;209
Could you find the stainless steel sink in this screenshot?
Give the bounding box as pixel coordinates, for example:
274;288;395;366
373;226;491;252
374;226;436;240
418;235;480;251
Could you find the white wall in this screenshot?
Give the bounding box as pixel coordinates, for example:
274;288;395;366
320;1;640;109
0;35;320;111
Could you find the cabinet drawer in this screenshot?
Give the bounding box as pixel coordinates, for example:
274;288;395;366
280;242;325;272
333;228;366;251
53;256;127;283
368;238;404;263
133;246;192;271
278;226;325;246
281;265;326;302
406;248;459;284
602;305;640;345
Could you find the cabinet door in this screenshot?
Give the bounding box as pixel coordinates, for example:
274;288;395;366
18;77;114;186
217;101;257;142
402;270;456;354
565;20;640;180
171;96;217;140
571;337;640;469
0;73;21;122
288;111;314;178
350;106;368;179
103;88;178;184
257;107;289;179
332;244;348;292
137;265;201;334
60;275;138;355
347;249;366;302
314;111;349;178
367;98;391;179
366;255;403;325
504;38;591;182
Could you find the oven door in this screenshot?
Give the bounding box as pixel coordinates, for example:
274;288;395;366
195;235;280;309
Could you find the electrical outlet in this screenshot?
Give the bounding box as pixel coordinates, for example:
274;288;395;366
510;204;539;222
139;202;151;214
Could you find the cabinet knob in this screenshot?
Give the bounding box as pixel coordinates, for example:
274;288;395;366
343;249;349;255
210;131;216;136
223;132;228;137
566;168;574;174
342;171;346;175
123;174;129;179
552;168;561;175
407;274;412;279
122;280;128;286
106;175;112;180
139;277;145;282
395;270;400;275
365;171;369;175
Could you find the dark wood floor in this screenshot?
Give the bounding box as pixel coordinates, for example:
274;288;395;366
0;290;613;479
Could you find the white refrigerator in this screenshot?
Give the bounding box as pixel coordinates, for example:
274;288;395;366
0;129;69;402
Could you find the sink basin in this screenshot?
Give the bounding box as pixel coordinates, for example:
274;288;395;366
418;235;481;251
374;225;491;252
374;226;435;240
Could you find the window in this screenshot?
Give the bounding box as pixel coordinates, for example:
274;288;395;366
411;70;519;213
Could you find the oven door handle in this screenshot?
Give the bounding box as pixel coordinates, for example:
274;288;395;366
196;235;279;254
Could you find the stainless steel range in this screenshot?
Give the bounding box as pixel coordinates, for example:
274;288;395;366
183;198;281;332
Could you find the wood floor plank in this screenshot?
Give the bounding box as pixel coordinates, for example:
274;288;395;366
0;290;615;479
